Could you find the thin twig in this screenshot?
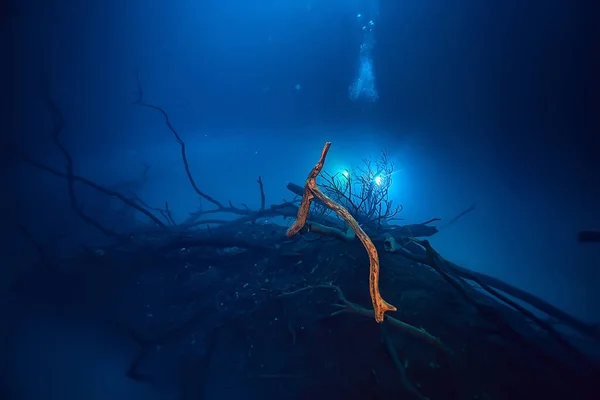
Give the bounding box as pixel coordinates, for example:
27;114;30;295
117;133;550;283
133;71;223;208
19;154;168;229
40;81;117;237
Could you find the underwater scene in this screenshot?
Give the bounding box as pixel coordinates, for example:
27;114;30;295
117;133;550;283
1;0;599;399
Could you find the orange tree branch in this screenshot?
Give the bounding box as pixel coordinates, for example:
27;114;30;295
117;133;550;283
286;142;396;323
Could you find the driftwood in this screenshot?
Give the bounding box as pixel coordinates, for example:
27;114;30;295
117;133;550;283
285;142;397;323
14;79;599;398
286;182;312;201
22;83;598;345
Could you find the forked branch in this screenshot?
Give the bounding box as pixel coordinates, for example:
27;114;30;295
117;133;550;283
133;71;267;221
286;142;396;322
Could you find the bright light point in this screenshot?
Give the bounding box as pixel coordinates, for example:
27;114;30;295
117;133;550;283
342;170;350;178
374;176;382;186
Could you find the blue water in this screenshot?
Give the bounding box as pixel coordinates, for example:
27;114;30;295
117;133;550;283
2;1;599;399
